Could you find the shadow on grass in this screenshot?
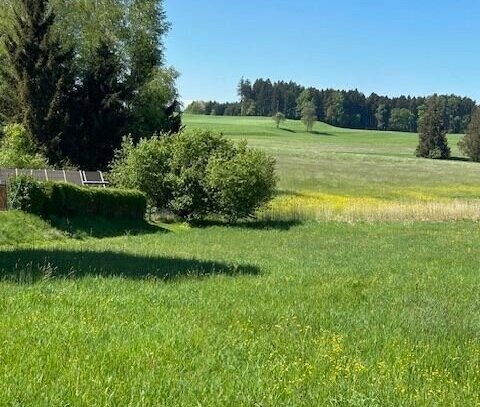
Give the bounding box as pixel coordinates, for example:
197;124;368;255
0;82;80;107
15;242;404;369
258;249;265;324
448;156;471;163
310;130;334;136
0;249;259;284
281;128;297;133
49;216;167;239
191;218;302;231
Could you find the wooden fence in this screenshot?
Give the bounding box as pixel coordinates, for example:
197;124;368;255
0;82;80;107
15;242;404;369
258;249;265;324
0;185;6;211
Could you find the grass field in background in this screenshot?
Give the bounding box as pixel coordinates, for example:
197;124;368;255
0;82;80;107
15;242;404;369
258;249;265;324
184;115;480;221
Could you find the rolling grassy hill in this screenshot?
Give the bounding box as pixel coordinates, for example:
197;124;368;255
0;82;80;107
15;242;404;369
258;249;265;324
0;115;479;405
184;114;480;221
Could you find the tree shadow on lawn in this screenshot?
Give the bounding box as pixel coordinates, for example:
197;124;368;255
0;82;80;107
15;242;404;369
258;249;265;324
191;218;302;231
448;156;471;163
310;130;334;136
0;249;259;284
49;216;167;239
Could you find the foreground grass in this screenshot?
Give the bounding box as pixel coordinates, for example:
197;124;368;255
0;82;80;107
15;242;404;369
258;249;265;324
184;115;480;221
0;212;479;405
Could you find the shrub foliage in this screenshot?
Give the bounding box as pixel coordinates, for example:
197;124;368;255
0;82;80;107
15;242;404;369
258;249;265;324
206;141;277;221
0;124;48;169
110;129;277;221
8;176;146;219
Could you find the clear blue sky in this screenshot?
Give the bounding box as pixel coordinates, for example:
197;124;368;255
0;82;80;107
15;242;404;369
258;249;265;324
164;0;480;104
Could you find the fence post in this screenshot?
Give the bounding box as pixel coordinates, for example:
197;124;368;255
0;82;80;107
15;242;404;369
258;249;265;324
0;184;7;211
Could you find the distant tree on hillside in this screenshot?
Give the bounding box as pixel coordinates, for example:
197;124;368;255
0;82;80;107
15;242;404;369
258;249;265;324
272;112;286;129
296;89;313;117
389;108;415;132
416;95;450;159
375;104;389;130
296;89;317;131
238;77;254;116
459;108;480;162
301;101;317;132
185;101;206;115
325;92;345;127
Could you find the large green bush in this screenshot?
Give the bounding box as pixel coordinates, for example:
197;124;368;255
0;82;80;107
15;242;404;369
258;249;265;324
165;129;235;219
109;136;172;209
206;141;277;222
110;129;277;221
8;176;146;219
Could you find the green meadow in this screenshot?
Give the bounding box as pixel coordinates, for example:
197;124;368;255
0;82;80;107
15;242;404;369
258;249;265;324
1;116;480;405
183;114;480;195
184;115;480;221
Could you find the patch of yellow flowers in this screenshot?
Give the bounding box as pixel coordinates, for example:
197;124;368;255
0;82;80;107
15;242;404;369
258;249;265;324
261;189;480;222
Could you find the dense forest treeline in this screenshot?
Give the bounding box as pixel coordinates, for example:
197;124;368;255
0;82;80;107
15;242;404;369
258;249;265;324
186;78;477;134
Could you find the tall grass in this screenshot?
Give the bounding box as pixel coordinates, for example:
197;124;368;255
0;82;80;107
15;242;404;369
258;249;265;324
0;213;479;405
261;191;480;222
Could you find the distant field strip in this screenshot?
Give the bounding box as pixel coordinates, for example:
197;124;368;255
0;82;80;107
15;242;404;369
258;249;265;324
262;191;480;222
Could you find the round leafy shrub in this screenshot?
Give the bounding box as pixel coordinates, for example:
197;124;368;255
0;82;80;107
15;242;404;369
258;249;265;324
109;136;172;210
109;129;277;221
206;141;277;221
166;129;235;219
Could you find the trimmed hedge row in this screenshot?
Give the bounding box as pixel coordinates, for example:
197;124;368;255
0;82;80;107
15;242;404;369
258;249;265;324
7;176;146;219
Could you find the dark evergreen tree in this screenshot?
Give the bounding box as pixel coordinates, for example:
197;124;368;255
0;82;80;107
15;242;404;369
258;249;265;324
237;77;253;116
63;40;128;169
375;104;389;130
459;108;480;162
1;0;73;163
416;95;450;159
253;79;274;116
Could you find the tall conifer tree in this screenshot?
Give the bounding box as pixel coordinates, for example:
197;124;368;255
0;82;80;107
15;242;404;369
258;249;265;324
63;40;127;170
416;95;450;159
2;0;73;163
459;108;480;162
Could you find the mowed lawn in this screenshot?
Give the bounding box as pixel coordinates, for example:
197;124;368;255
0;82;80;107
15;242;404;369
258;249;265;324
1;117;480;405
0;212;479;406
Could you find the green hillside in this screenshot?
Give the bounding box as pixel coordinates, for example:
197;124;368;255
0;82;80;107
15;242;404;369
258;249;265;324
184;114;480;221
